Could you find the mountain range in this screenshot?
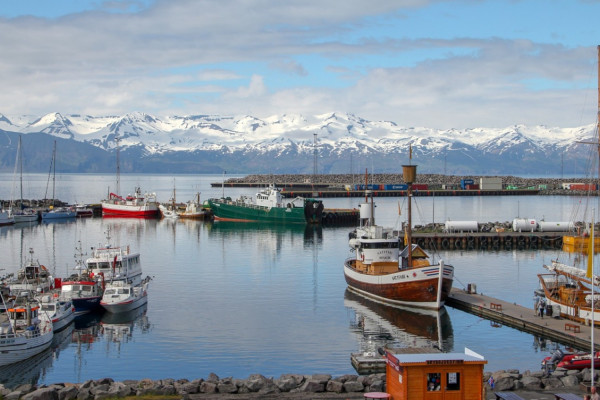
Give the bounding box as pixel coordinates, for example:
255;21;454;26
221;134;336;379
0;111;595;175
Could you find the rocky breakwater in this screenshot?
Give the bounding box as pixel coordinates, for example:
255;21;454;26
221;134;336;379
484;367;595;393
3;368;597;400
0;373;386;400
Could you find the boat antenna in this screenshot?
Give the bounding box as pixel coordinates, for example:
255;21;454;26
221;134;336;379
115;135;121;197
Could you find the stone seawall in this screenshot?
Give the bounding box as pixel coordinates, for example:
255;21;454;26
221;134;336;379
3;367;595;400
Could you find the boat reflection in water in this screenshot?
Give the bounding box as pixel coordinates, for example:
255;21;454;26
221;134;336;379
206;220;323;246
100;303;150;347
344;288;454;357
0;322;74;389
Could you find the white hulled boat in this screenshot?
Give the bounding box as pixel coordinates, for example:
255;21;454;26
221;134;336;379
0;296;54;367
100;276;151;314
84;231;142;285
38;294;75;332
7;248;55;296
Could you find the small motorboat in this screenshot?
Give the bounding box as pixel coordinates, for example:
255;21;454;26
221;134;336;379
38;294;76;332
542;348;600;371
100;276;151;314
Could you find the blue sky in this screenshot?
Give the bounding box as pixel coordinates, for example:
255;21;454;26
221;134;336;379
1;0;600;128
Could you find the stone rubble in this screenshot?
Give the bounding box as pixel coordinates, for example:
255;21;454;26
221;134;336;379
1;368;595;400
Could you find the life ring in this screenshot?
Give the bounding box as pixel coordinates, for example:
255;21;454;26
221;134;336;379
53;293;59;298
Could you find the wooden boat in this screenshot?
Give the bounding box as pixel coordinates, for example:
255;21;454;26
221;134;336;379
178;192;208;219
0;297;54;367
343;166;454;310
100;276;151;314
538;260;600;325
206;184;323;224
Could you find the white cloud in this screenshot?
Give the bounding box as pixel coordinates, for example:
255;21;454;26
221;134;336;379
0;0;597;129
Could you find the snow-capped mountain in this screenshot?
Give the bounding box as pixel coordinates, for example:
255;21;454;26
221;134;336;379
0;111;595;175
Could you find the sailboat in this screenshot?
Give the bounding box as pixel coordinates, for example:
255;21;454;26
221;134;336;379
41;141;76;220
9;135;38;223
538;46;600;329
343;166;454;310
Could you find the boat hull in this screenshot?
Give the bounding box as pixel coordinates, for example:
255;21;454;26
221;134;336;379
0;329;54;367
13;213;39;223
101;202;159;218
101;293;147;313
344;260;454;309
71;296;103;314
207;199;321;224
41;211;77;220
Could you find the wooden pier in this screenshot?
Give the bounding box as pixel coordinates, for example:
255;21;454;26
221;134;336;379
447;287;600;351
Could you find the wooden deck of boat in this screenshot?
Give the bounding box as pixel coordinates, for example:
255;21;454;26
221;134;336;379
447;287;600;351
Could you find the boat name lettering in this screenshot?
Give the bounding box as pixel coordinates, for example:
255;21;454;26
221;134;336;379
0;339;15;345
392;275;407;280
376;250;392;255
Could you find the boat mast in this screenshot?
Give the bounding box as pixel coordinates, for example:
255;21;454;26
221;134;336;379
403;154;417;266
115;135;121;196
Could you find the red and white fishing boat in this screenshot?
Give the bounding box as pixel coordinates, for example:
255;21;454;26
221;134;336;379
343;165;454;310
101;187;159;218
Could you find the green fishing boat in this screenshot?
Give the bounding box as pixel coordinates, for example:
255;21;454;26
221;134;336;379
206;184;323;224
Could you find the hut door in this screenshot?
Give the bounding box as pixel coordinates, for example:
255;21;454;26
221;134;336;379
442;370;462;400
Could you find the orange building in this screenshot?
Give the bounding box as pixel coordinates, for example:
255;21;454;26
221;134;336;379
384;348;487;400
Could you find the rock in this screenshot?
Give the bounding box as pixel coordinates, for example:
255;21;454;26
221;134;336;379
207;373;220;383
520;376;541;390
22;387;58;400
199;381;217;394
368;379;385;392
560;375;580;388
542;376;564;389
57;385;79;400
310;374;332;384
491;372;514;391
325;380;344;393
299;380;325;393
343;380;364;393
216;380;237;394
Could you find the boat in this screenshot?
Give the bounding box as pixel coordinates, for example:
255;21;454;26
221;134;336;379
41;141;76;220
158;204;179;219
6;248;55;296
38;294;75;332
538;260;600;325
0;210;14;226
101;136;159;218
178;192;208;219
75;204;93;218
9;135;38;223
343;166;454;310
539;47;600;325
0;296;54;367
542;348;600;371
58;243;105;315
101;187;159;218
206;184;323;224
100;276;151;313
84;230;143;285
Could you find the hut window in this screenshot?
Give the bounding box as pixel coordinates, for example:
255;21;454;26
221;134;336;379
427;373;441;391
446;372;460;390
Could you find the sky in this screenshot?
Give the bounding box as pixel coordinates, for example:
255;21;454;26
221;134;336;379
1;0;600;129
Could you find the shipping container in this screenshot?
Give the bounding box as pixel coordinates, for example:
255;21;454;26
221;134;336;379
412;184;428;190
479;177;502;190
384;184;408;190
460;179;474;189
465;184;479;190
569;183;598;191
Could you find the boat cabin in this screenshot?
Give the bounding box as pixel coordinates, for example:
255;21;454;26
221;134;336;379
400;244;430;270
384;348;486;400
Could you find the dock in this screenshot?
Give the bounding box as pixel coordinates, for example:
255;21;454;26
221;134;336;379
350;287;600;374
447;287;600;351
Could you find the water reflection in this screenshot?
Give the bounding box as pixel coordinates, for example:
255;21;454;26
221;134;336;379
0;322;73;389
100;304;150;349
206;220;323;247
344;289;454;354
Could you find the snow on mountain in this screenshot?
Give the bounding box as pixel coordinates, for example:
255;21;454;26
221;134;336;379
0;110;595;174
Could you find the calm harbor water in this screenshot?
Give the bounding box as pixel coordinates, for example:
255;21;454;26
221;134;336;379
0;173;596;388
